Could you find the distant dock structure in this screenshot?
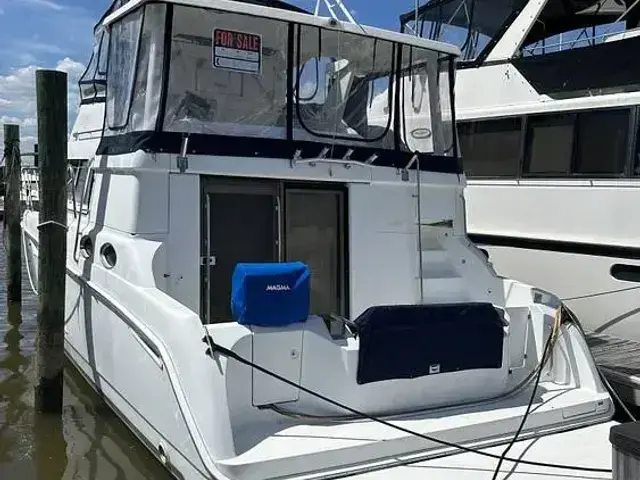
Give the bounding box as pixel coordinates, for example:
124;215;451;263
0;142;39;219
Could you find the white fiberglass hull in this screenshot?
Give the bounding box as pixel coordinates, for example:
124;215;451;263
22;225;212;480
468;241;640;342
21;214;617;480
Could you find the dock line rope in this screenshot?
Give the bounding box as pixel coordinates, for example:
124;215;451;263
562;305;637;423
37;220;69;231
202;312;612;475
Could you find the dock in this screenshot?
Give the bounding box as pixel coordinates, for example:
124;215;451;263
586;332;640;405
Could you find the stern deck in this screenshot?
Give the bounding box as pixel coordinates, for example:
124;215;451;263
218;384;612;480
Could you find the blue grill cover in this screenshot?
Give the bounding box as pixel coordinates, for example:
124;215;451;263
231;262;311;326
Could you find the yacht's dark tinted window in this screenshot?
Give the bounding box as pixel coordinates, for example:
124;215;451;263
459;117;521;177
574;108;629;175
524;113;574;175
634;121;640;176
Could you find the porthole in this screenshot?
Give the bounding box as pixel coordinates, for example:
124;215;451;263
610;264;640;283
79;235;93;258
100;243;117;269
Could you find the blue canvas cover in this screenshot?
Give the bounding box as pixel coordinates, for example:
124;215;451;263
231;262;311;326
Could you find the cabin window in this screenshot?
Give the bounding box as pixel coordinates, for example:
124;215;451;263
164;7;289;138
462;108;632;178
106;8;144;129
524;109;630;176
459;117;521;177
294;26;394;147
79;30;108;104
524;113;574;175
573;108;629;175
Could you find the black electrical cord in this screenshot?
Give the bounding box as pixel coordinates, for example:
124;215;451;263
562;304;637;423
489;307;557;480
202;334;613;475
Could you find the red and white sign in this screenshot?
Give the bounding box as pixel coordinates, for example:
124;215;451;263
212;28;262;75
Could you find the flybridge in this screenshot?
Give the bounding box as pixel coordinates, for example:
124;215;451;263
90;0;462;175
399;0;639;65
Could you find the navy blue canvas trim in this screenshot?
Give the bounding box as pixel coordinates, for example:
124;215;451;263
96;131;462;174
80;97;106;106
156;3;173;132
512;35;640;96
354;303;504;385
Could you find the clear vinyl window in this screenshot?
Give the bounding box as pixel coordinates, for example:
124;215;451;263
294;26;395;148
104;4;166;134
106;8;144;129
164;7;289;138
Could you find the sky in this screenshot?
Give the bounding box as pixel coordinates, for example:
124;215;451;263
0;0;422;154
0;0;628;155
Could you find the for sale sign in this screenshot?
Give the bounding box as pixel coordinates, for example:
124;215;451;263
212;28;262;75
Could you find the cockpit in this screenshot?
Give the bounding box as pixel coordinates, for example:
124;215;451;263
81;0;461;169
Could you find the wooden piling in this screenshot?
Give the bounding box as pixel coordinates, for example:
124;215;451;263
4;123;22;317
34;69;68;414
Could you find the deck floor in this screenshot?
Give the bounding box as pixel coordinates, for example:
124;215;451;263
586;332;640;377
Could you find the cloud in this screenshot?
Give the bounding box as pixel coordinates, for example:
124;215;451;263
0;58;86;153
18;0;66;11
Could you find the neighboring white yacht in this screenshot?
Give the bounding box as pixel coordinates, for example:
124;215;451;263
400;0;640;405
20;0;619;478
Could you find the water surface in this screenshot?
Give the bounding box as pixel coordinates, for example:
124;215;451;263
0;225;172;480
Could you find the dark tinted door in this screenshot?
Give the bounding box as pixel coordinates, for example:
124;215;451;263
204;181;277;323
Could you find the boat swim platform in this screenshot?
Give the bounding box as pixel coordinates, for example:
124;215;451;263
586;332;640;407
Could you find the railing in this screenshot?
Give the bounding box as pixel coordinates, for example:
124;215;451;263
20;164;85;214
20;167;40;210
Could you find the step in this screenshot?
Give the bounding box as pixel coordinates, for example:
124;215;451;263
420;277;468;302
